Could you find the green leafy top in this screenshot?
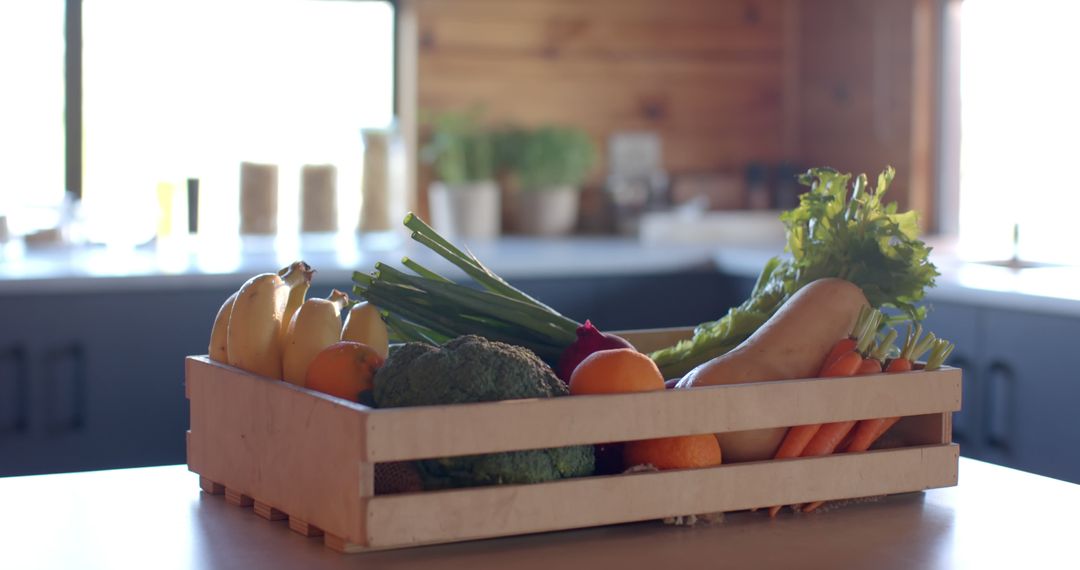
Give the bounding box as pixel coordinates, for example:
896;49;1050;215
781;166;938;320
649;165;939;378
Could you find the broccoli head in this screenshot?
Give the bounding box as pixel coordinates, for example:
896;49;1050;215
373;335;595;488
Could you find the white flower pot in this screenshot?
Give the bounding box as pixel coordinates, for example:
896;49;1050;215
428;181;500;240
514;186;580;236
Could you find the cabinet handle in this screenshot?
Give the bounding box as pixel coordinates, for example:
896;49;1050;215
43;343;86;433
984;360;1015;453
0;344;30;435
949;353;975;445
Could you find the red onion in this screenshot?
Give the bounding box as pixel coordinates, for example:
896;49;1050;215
556;320;635;383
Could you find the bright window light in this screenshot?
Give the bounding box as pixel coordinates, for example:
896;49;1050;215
958;0;1080;265
81;0;395;245
0;1;66;235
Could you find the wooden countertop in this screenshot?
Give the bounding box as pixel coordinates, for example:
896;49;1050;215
1;459;1076;569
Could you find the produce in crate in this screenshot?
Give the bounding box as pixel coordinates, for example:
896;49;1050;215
304;340;384;402
567;347;666;474
558;321;636;381
372;335;595;488
676;277;870;462
352;165;937;389
282;289;351;386
210;262;316;364
766;306;883;481
801;335;955;514
280;263;314;340
568;348;665;395
341;301;390;358
225;261;313;379
623;434;722;471
352;214;623;373
207;291;237;363
651;166;939;378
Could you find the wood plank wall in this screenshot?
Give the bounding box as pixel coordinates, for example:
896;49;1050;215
795;0;938;222
400;0;939;228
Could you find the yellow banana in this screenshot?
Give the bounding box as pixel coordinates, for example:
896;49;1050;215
279;262;314;342
282;289;350;386
226;261;311;378
208;291;237;362
341;301;390;358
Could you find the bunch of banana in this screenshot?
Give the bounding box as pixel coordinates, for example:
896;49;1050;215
208;261;313;378
208;262;391;382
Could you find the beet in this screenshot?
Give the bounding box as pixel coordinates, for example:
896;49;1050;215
556;320;635;383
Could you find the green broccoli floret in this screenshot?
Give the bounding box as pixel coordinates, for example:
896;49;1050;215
373;335;595;489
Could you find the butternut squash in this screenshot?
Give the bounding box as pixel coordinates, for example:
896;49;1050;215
677;278;869;462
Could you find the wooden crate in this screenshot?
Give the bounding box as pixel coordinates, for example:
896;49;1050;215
186;327;961;553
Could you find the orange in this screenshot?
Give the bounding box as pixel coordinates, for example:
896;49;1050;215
568;348;665;395
304;341;384;402
623;434;723;470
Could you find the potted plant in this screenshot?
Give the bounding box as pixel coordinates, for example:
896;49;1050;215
498;125;595;236
421;111;499;240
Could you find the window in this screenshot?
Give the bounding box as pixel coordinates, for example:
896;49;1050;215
2;0;395;246
956;0;1080;265
0;1;66;236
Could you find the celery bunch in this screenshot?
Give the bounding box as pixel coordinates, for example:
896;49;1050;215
649;166;940;378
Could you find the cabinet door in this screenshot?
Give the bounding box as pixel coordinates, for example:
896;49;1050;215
982;309;1080;483
0;294;95;476
0;317;39;476
69;289;231;472
0;288;232;477
922;300;983;457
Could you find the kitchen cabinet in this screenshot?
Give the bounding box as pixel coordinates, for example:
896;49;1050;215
923;298;1080;484
0;289;225;477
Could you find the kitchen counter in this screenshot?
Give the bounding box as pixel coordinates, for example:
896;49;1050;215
1;459;1076;569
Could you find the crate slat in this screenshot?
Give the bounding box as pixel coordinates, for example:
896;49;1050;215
363;367;961;462
364;444;959;549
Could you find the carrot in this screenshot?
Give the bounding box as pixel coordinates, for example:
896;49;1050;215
884;357;912;373
817;306;873;374
806;330;953;514
766;424;824;517
845;326;937;451
768;308;881;517
801;420;858;457
818;309;881;377
820;350;864;377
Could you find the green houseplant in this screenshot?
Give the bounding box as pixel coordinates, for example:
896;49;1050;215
497;126;596;236
421;111;500;240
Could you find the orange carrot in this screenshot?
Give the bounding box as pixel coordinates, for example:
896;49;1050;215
884;358;913;373
856;358;883;374
819;350;864;377
806;331;954;514
768;308;881;517
801;420;858;457
767;424;824;517
817;306;873;374
845;326;936;451
775;424;823;458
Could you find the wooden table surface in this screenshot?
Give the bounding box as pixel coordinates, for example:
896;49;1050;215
2;458;1075;570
